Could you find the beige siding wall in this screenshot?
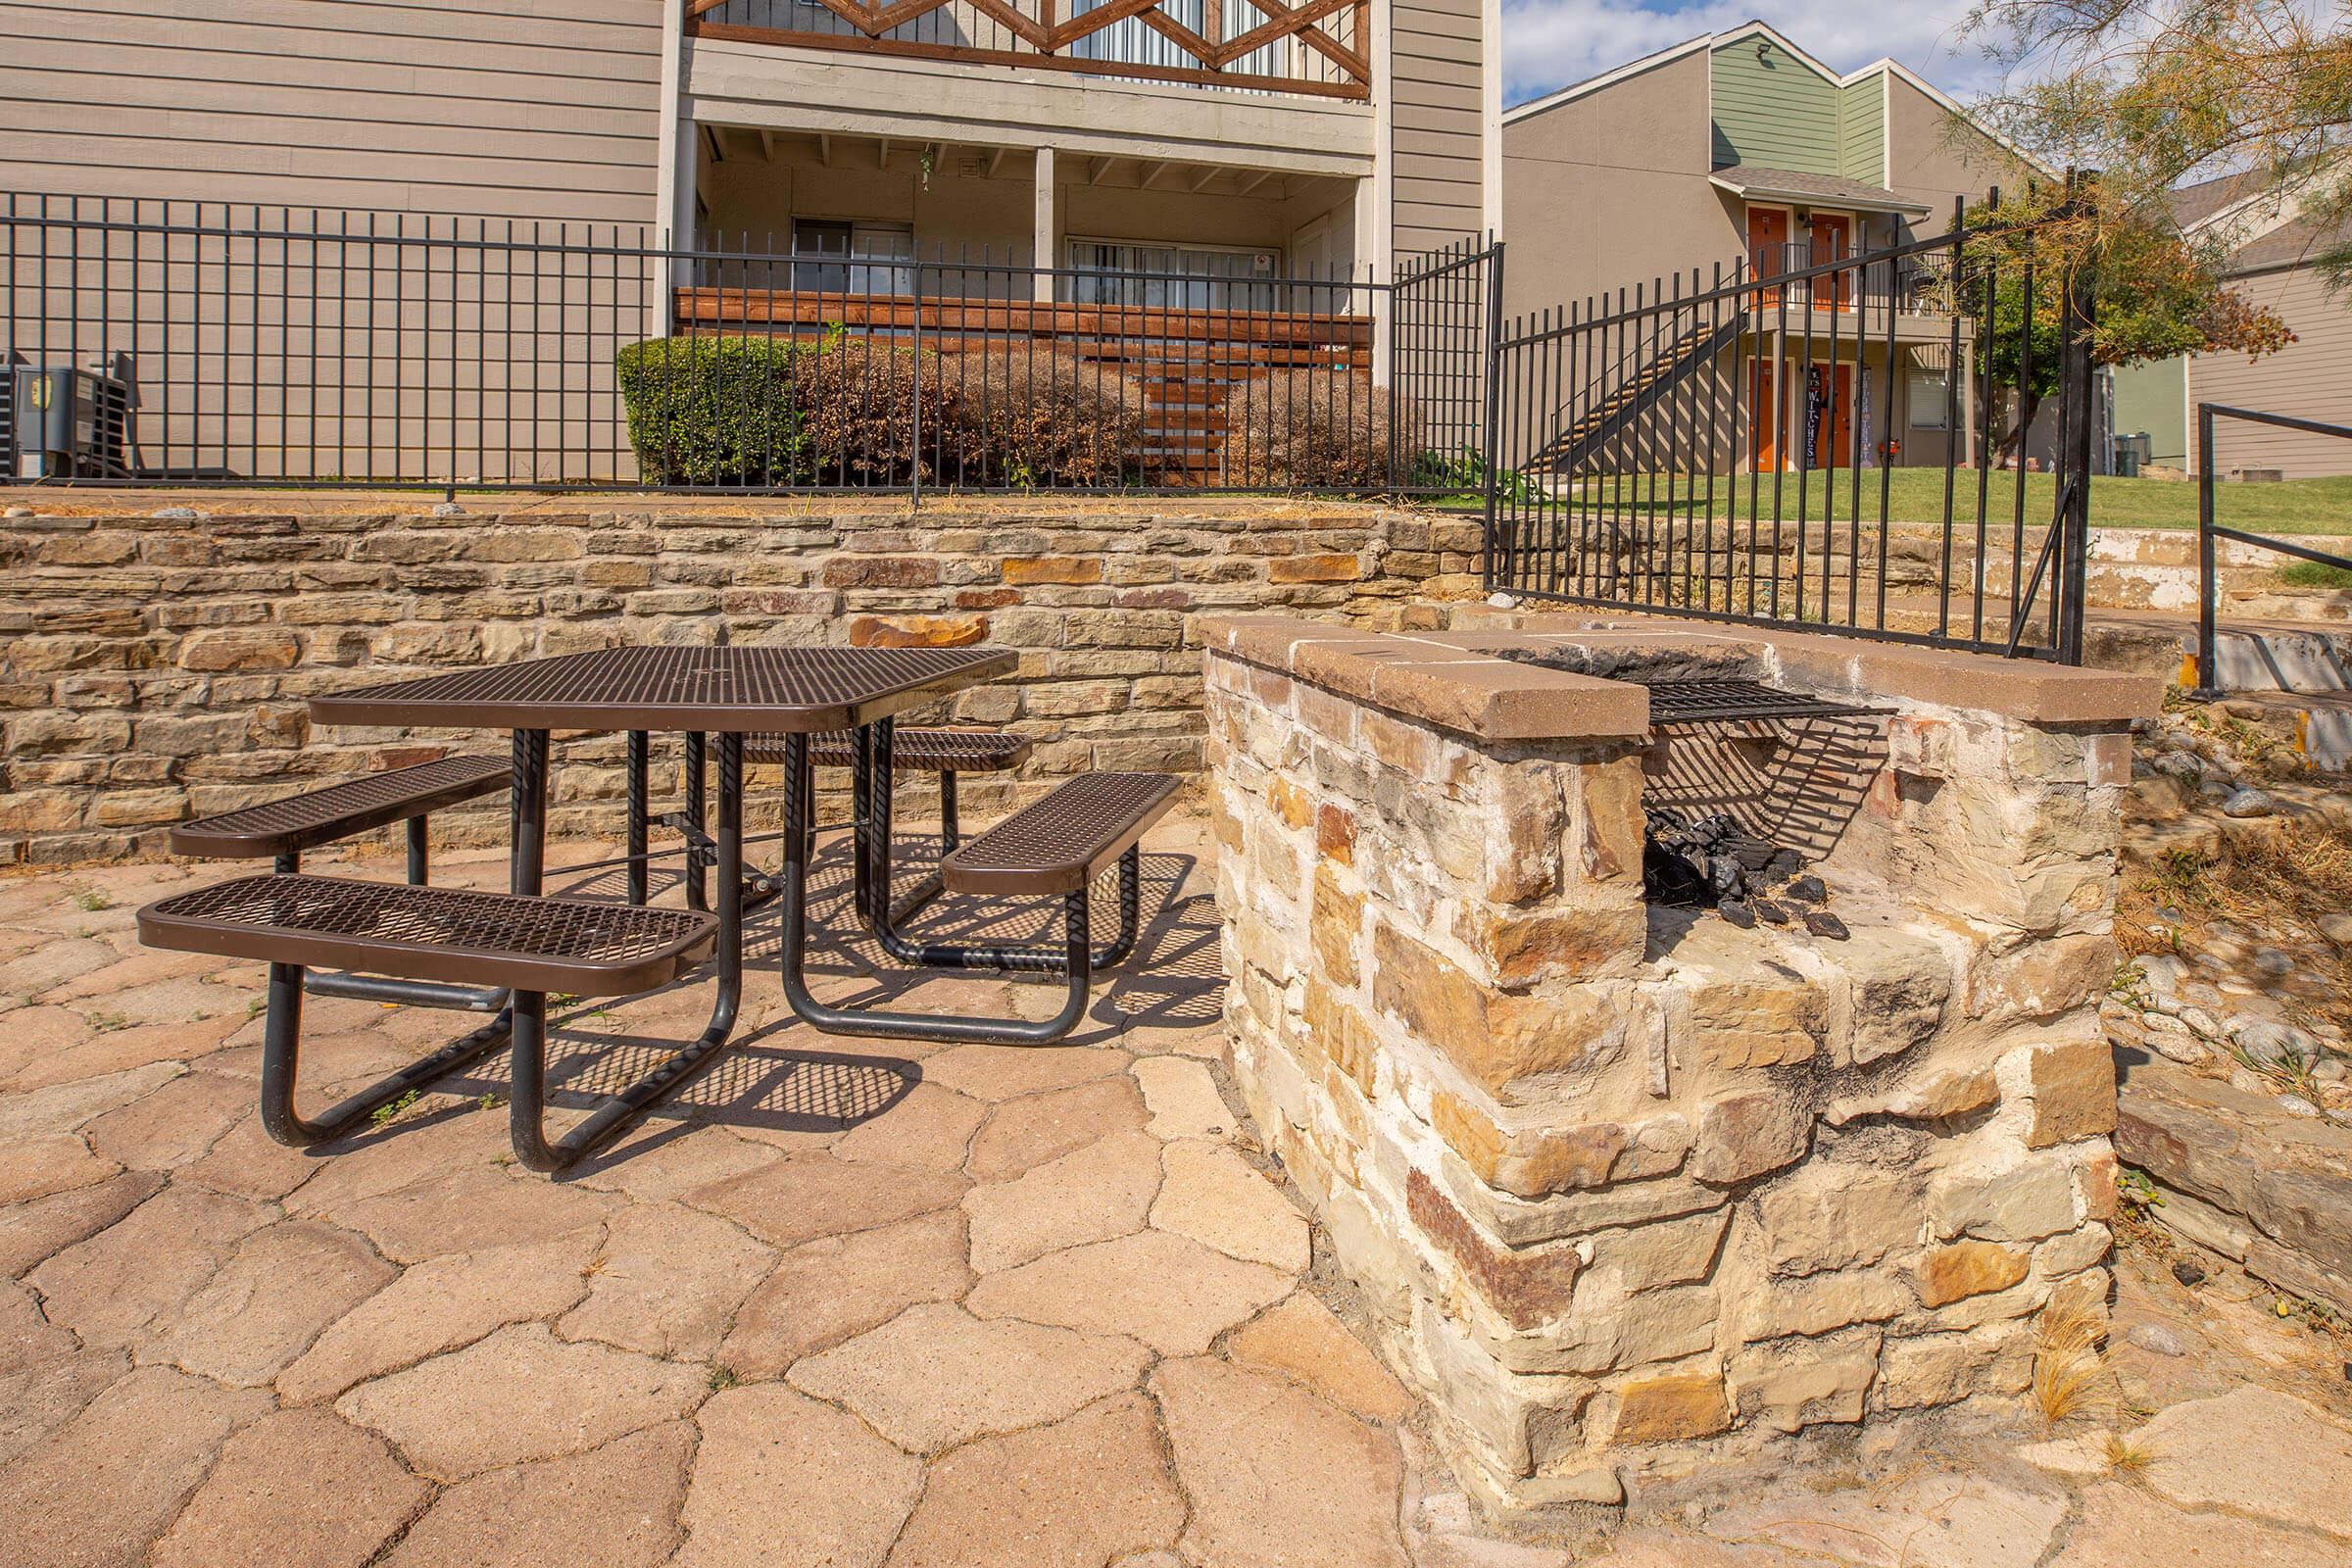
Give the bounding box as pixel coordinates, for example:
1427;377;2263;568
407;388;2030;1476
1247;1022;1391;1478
0;0;665;224
2192;263;2352;477
1498;50;1736;320
1884;75;2011;237
1390;0;1487;258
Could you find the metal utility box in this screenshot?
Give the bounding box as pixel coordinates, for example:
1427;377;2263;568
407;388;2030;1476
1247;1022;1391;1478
5;365;132;479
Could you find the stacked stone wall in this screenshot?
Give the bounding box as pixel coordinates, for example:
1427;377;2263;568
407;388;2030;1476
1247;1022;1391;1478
1201;621;2138;1511
0;499;1484;864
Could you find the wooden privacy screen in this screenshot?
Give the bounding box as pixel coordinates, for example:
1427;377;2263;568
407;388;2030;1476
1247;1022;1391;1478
685;0;1373;101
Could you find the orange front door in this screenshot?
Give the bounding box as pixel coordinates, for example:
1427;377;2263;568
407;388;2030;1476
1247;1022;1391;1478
1749;358;1780;471
1809;214;1852;310
1747;208;1789;303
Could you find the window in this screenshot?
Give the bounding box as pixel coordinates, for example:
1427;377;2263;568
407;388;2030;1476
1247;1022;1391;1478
1065;240;1284;311
790;220;914;294
1907;368;1951;430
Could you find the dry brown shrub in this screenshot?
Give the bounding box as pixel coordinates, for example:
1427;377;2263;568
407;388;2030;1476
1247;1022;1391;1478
797;341;956;486
1222;370;1421;490
930;348;1146;487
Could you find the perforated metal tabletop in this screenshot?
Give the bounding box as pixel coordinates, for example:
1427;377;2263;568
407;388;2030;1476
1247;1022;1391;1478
310;645;1017;733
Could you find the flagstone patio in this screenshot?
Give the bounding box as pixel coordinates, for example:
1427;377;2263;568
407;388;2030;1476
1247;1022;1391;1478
2;815;2349;1567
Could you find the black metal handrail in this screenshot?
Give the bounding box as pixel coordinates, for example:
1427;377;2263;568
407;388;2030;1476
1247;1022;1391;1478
2193;401;2352;693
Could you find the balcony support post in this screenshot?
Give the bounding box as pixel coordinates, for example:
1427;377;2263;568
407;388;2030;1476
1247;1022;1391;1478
1033;147;1057;304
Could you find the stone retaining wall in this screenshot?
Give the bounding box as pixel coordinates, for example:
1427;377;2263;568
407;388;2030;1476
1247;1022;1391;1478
0;497;1484;865
1200;615;2156;1512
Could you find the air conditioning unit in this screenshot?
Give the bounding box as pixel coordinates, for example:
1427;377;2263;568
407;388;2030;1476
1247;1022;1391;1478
5;364;131;479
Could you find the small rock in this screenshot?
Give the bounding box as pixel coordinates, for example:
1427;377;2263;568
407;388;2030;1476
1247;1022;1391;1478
3;505;29;518
1784;874;1827;905
2199;779;2235;803
1802;910;1849;941
2235;1020;2318;1069
2173;1259;2207;1288
2230;1068;2273;1098
2250;948;2296;978
1486;591;1518;610
431;502;466;517
2128;1322;2188;1356
1752;900;1790;926
2278;1096;2321;1118
2153;751;2204;778
2319;913;2352;951
2313;1058;2346;1083
2222;787;2277;818
1718;900;1756;929
2178;1005;2222;1040
152;506;202;520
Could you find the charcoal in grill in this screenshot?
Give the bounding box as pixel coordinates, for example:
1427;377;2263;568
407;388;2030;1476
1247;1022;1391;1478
1753;899;1791;925
1803;909;1850;941
1719;899;1757;929
1784;874;1828;906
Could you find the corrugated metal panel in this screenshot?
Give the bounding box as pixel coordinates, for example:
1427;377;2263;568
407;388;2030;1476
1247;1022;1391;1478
0;0;663;224
1708;39;1838;176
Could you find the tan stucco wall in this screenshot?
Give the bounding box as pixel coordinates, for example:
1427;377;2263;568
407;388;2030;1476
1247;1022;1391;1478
1498;49;1739;320
1883;75;2016;236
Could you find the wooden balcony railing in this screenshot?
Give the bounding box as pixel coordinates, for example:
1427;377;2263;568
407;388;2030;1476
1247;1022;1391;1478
687;0;1371;101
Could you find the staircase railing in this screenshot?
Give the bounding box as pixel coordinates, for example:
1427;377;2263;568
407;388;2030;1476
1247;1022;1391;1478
2194;402;2352;693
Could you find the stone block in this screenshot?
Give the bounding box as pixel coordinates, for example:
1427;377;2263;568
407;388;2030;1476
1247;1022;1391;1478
1609;1368;1730;1444
1755;1162;1922;1276
1405;1168;1583;1331
1728;1332;1879;1434
1915;1241;2030;1306
1370;923;1628;1094
2026;1036;2118;1149
178;626;299;672
1689;1092;1812;1187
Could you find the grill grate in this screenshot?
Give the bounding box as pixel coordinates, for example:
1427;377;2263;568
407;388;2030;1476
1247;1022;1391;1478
1642;678;1890;727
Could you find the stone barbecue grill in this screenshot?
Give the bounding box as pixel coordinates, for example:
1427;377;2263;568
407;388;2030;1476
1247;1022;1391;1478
1200;614;2157;1513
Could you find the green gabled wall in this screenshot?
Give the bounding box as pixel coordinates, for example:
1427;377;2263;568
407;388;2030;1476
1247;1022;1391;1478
1838;73;1886;185
1709;38;1838;173
1708;42;1891;185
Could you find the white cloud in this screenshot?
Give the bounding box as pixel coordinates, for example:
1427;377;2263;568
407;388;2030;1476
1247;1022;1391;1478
1501;0;1999;109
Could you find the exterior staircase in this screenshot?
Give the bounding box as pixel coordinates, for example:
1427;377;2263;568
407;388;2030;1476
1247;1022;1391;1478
1538;312;1745;474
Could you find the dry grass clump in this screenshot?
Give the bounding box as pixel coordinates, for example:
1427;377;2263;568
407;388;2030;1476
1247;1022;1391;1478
2032;1296;2116;1427
2116;817;2352;1035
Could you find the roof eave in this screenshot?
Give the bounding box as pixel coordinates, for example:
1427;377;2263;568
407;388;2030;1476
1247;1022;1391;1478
1708;172;1932;216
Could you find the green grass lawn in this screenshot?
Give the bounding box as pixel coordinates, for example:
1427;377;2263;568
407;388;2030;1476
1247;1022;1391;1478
1562;470;2352;534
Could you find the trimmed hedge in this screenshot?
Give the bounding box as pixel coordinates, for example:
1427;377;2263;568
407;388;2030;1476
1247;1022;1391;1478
615;335;1146;488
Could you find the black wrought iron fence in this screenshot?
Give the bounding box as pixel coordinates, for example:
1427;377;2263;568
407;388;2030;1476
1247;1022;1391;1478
0;193;1497;498
1485;198;2098;662
2192;403;2352;693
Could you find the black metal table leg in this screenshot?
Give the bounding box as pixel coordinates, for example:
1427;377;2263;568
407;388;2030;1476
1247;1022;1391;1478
406;816;429;885
776;731;1095;1045
682;731;709;912
626;729;650;906
509;729;744;1173
260;959;513;1147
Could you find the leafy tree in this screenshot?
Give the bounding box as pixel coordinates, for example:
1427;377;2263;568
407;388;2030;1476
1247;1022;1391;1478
1961;0;2352;286
1959;183;2295;455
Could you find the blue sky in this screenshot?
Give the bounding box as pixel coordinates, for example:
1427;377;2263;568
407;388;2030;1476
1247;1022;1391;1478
1500;0;1997;109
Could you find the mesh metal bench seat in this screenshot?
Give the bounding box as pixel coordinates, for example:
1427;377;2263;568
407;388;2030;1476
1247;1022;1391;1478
170;755;509;871
137;874;719;1157
750;728;1032;774
943;772;1182;896
139;875;717;997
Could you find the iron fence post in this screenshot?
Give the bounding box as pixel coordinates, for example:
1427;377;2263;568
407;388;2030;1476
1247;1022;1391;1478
2055;174;2097;665
2196;402;2218;696
1480;238;1506;597
909;259;924;510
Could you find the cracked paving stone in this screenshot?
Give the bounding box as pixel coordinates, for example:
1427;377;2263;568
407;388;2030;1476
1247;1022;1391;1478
282;1106;515;1220
144;1219;398;1387
3;1012;240;1094
565;1123;780;1204
2131;1387;2352;1542
884;1391;1185;1568
79;1069;252;1172
672;1385;923;1568
26;1184;270;1350
1;1276;76;1368
150;1406;428;1568
386;1418;694;1568
277;1228;600;1403
967;1229;1294;1356
0;1133;118;1206
1152;1356;1408;1568
1226;1293;1415;1424
917;1042;1127;1102
1132;1056;1235;1141
682;1151;966;1250
1150;1139;1308;1271
962;1128;1162;1273
718;1208;970;1377
329;1160;623;1266
558;1201;772;1361
177;1112;335;1201
0;1348;128;1469
335;1321;704;1481
831;1081;988;1172
0;1169;163;1278
1695;1473;2068;1568
964;1075;1150;1183
787;1301;1152;1454
0;1364;273;1568
0;1062;183;1144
